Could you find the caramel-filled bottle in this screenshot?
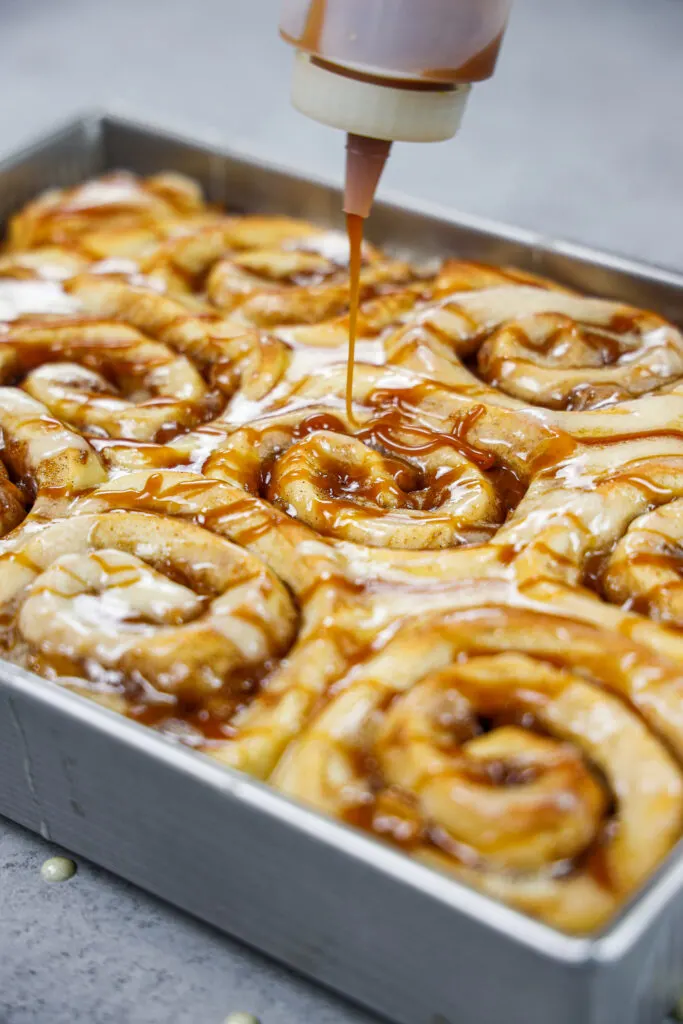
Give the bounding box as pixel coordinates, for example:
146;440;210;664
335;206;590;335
280;0;512;419
281;1;511;188
281;0;512;215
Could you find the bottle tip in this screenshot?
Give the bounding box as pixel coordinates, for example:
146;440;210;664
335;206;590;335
343;134;392;219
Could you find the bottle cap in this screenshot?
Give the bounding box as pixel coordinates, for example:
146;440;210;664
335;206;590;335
290;52;472;143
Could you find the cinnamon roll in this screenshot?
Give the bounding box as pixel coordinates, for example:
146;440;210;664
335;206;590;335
273;600;683;932
602;502;683;626
385;286;683;410
0;314;222;441
0;388;106;497
7;171;207;258
1;170;683;935
0;467;364;775
66;275;290;402
3;511;297;701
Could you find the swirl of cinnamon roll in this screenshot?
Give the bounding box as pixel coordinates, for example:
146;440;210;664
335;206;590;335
601;501;683;627
501;434;683;601
0;386;106;542
478;302;683;409
202;224;380;299
0;246;88;283
206;258;566;356
0;511;297;703
0;315;222;442
208;251;416;329
66;275;290;403
220;257;568;354
266;428;500;549
0;387;106;498
430;259;575;297
273;602;683;933
198;396;535;550
138;214;384;301
0;467;368;771
386;286;683;410
503;413;683;630
151;214;369;277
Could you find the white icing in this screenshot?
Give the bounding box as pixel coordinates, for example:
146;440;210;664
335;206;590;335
0;280;79;320
40;857;77;883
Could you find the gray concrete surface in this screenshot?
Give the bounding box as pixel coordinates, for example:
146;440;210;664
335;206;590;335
0;0;682;1022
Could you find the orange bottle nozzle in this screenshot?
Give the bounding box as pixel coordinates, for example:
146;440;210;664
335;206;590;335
343;133;392;219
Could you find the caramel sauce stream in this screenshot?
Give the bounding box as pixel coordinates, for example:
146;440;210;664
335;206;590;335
345;211;364;425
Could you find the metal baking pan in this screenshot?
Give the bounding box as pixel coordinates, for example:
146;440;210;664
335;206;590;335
2;111;683;1024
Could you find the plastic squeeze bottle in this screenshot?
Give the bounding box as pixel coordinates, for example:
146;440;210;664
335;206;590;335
279;0;513;420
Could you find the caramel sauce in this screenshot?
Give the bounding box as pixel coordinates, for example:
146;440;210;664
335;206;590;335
131;663;269;741
292;411;348;439
582;546;614;596
487;464;526;518
344;786;426;852
357;404;496;471
345;212;363;425
577;822;619;894
258;392;524;531
528;432;578;476
306;445;420;510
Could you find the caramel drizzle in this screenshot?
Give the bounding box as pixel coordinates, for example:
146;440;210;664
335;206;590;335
345;212;363;426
